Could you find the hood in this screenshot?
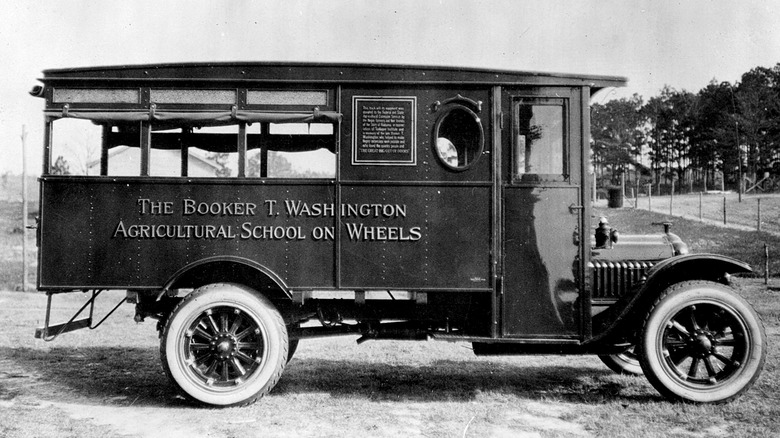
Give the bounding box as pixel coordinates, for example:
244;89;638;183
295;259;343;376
591;233;688;261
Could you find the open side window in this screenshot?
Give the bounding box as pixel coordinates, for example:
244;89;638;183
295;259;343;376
47;118;103;176
433;105;484;171
46;117;337;179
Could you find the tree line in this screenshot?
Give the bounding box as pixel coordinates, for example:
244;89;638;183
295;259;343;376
591;64;780;194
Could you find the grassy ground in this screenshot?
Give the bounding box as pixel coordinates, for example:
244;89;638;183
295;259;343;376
0;200;38;291
0;281;777;437
1;175;38;291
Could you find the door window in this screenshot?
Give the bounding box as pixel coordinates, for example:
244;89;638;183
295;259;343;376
512;98;567;182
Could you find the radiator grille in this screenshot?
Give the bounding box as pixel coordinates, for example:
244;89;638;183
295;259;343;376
589;260;654;299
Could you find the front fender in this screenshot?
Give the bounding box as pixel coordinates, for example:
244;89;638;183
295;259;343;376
643;253;751;286
589;253;751;344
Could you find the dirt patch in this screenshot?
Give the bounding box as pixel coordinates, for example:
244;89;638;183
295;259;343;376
53;402;204;438
500;401;589;437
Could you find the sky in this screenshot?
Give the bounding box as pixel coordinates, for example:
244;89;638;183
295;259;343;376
2;0;779;175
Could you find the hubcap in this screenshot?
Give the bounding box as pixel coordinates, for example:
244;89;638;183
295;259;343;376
693;332;713;355
215;337;235;357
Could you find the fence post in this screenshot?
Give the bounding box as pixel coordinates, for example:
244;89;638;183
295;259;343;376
621;172;626;199
670;180;674;215
723;196;727;225
635;178;639;209
699;192;703;221
647;184;652;211
765;243;770;285
757;198;762;231
21;125;28;292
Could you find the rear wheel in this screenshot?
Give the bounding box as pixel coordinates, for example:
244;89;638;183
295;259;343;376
639;281;766;403
160;283;288;407
599;346;643;375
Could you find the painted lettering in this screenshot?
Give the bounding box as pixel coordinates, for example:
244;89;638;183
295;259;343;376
311;226;335;241
137;199;173;215
239;223;306;240
113;220;127;238
340;203;407;218
344;223;421;241
284;200;337;217
183;199;257;216
264;200;277;216
114;221;239;240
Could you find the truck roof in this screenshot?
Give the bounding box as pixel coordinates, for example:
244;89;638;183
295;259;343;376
39;62;627;91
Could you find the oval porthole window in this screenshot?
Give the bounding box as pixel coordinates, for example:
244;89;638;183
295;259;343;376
433;106;484;171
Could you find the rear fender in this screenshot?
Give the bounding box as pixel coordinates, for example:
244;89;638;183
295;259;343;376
160;256;291;301
590;253;751;343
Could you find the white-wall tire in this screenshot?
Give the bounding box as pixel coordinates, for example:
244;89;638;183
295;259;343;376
160;283;288;407
639;281;766;403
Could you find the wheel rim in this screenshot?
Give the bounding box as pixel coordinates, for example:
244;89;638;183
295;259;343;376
658;301;749;389
616;346;639;365
181;305;268;389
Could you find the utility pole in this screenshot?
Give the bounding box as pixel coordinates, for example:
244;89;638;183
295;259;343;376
729;85;742;203
21;125;29;291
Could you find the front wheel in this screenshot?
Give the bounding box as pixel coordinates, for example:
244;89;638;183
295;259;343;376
160;283;288;407
639;281;766;403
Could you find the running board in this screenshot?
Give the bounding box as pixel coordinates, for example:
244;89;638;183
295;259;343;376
35;290;127;341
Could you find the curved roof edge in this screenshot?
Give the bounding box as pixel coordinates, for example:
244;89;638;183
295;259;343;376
40;61;627;89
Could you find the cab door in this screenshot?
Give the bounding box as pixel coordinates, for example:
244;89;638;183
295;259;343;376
501;87;585;338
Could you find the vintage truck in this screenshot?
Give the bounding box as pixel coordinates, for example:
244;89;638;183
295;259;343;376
30;62;766;406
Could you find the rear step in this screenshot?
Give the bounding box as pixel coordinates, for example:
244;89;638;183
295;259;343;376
35;290;127;341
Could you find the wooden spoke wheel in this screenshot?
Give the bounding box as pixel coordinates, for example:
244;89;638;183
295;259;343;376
161;283;288;407
639;281;766;403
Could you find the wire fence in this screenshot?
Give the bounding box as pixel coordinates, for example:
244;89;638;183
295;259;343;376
612;190;777;283
624;191;780;236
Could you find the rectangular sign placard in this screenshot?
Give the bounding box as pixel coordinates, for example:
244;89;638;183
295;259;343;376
352;96;417;166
